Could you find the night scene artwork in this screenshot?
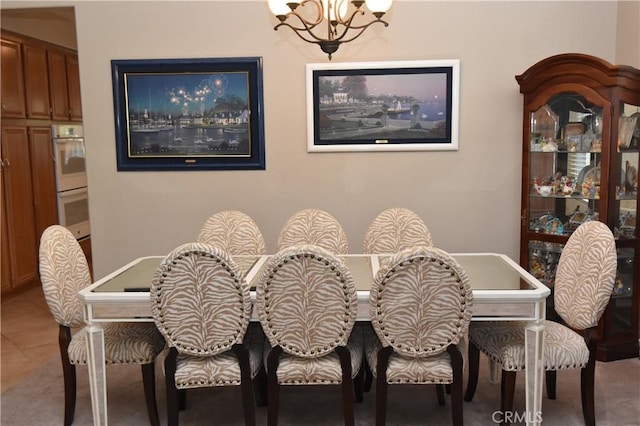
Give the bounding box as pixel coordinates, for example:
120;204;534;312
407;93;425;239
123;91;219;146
124;71;251;157
307;60;459;152
318;73;448;139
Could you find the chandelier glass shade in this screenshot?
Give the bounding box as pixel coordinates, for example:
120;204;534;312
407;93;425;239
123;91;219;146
267;0;393;59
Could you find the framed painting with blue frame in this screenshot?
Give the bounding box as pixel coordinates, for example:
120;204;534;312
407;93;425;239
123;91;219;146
111;57;265;170
306;59;460;152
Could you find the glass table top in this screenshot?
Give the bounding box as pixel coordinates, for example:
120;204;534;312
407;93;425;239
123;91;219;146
92;253;540;293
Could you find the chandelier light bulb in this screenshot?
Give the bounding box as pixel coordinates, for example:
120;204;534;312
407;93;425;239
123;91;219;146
268;0;291;16
365;0;392;13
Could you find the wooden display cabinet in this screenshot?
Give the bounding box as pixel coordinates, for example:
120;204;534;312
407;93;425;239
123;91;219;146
517;54;640;361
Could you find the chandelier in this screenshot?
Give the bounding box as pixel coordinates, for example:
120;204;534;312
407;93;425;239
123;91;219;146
267;0;393;60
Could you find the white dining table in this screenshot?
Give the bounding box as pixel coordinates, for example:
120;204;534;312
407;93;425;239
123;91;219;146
79;252;549;426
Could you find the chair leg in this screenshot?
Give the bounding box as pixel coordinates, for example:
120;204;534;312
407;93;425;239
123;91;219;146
254;365;268;407
581;346;597;426
447;345;464;426
141;363;159;426
266;346;283;426
464;340;480;402
546;370;557;400
233;344;257;426
354;361;364;403
436;385;446;406
336;346;355;426
178;390;186;410
356;323;373;392
59;326;76;426
501;370;517;426
375;346;393;426
364;357;373;392
164;348;179;426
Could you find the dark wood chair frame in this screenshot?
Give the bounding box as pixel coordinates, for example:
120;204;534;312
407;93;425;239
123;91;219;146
164;344;258;426
58;324;159;426
374;345;464;426
464;326;599;426
265;344;362;426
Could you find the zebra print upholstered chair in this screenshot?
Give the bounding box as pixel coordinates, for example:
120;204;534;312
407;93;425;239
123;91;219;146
362;207;433;254
361;207;435;393
256;245;363;426
464;221;617;426
364;246;473;426
276;208;349;254
39;225;164;426
150;243;265;426
197;210;266;255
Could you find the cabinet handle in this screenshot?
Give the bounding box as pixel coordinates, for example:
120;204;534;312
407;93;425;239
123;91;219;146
3;159;9;167
521;209;527;226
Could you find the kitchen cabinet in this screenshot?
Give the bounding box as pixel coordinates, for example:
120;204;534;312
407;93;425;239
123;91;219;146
517;53;640;361
1;30;83;122
1;30;84;295
1;126;40;293
1;191;12;293
65;53;82;121
29;126;58;240
48;48;82;121
1;38;26;118
78;237;93;278
22;43;51;120
1;125;58;294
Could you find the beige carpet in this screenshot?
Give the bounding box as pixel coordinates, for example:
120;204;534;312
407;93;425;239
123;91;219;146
1;353;638;425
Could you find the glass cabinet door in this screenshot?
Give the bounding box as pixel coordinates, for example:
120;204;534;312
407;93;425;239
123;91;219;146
609;102;640;337
528;92;604;238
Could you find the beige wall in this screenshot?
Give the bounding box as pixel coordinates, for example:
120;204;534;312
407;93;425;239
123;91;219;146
2;1;633;279
616;0;640;67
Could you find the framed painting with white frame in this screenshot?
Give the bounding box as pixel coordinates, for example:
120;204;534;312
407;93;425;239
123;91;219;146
306;59;460;152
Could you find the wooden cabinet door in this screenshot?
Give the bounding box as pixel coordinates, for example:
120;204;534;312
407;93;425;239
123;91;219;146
29;126;58;240
1;38;26;118
1;126;39;290
47;49;70;121
66;54;82;121
1;183;12;294
22;44;51;120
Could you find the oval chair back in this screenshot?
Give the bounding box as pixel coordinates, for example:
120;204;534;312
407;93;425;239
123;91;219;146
554;220;617;330
363;207;433;254
197;210;266;255
277;208;349;254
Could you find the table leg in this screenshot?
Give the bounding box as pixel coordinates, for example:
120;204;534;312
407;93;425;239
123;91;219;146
524;321;544;426
86;323;108;425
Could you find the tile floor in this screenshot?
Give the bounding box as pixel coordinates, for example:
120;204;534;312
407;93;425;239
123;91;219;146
1;286;59;393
